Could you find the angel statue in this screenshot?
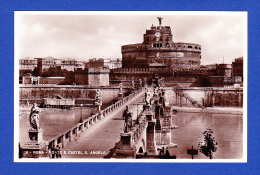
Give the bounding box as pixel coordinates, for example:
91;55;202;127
29;103;41;130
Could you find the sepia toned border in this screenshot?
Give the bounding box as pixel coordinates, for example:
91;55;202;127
14;11;247;163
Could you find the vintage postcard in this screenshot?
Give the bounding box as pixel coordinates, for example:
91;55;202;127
14;11;247;162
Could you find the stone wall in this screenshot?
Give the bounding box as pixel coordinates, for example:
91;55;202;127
164;87;243;107
88;73;109;87
19;85;129;106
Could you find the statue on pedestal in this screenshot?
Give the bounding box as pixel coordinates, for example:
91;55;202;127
95;89;102;105
153;85;159;97
139;79;142;89
119;83;123;94
132;80;135;89
144;77;147;87
29;103;41;130
22;103;47;158
122;106;133;133
159;88;166;107
145;88;151;105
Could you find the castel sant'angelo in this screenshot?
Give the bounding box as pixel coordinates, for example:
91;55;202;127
122;17;201;70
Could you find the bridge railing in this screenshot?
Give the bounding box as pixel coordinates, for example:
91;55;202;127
131;118;147;144
45;87;144;150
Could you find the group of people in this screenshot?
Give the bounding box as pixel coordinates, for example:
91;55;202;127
159;147;170;158
50;145;61;158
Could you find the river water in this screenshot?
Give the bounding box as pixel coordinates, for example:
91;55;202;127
19;107;243;159
19;108;92;145
168;111;243;159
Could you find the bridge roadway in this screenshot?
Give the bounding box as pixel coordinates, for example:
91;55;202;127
60;90;145;158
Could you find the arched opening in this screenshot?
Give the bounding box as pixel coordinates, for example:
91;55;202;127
138;147;144;153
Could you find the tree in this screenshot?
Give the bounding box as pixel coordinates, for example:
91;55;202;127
32;67;42;76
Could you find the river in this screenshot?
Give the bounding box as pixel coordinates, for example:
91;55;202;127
19;107;92;145
19;107;243;159
168;111;243;159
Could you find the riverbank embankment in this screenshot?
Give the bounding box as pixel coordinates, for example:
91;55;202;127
171;106;243;115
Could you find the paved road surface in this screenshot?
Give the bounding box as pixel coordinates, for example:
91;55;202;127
59;90;145;158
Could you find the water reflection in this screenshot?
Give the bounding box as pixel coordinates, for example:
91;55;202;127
19;107;243;159
19;108;91;145
169;112;243;159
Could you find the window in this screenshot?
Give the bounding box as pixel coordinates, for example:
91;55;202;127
153;43;162;48
188;46;192;49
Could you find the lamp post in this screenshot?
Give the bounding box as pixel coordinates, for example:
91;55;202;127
79;104;83;123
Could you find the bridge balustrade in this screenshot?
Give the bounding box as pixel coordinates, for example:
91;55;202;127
43;87;144;152
130;114;148;144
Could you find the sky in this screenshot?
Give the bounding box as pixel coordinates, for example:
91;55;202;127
16;11;246;65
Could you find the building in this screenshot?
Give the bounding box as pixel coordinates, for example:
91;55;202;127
215;64;232;77
104;58;122;69
22;73;65;85
75;67;110;86
122;17;201;70
19;58;37;70
20;57;85;72
88;58;105;68
22;73;34;84
232;57;243;78
208;62;243;88
60;58;84;71
200;64;217;70
88;58;122;69
88;68;110;86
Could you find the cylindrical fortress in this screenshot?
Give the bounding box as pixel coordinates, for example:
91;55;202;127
122;22;201;70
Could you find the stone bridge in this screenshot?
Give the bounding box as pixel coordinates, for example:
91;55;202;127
114;109;156;158
20;88;144;158
114;92;177;159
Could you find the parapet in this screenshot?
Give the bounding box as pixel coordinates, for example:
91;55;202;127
88;67;110;74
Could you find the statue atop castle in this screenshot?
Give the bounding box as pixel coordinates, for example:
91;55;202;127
157;17;163;26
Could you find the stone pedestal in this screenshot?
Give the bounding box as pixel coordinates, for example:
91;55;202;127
144;111;154;121
28;129;43;142
115;132;136;158
121;132;133;146
118;93;123;100
21;129;48;158
143;104;151;111
146;121;156;153
155;119;162;130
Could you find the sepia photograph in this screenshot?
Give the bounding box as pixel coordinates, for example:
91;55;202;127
14;11;247;162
